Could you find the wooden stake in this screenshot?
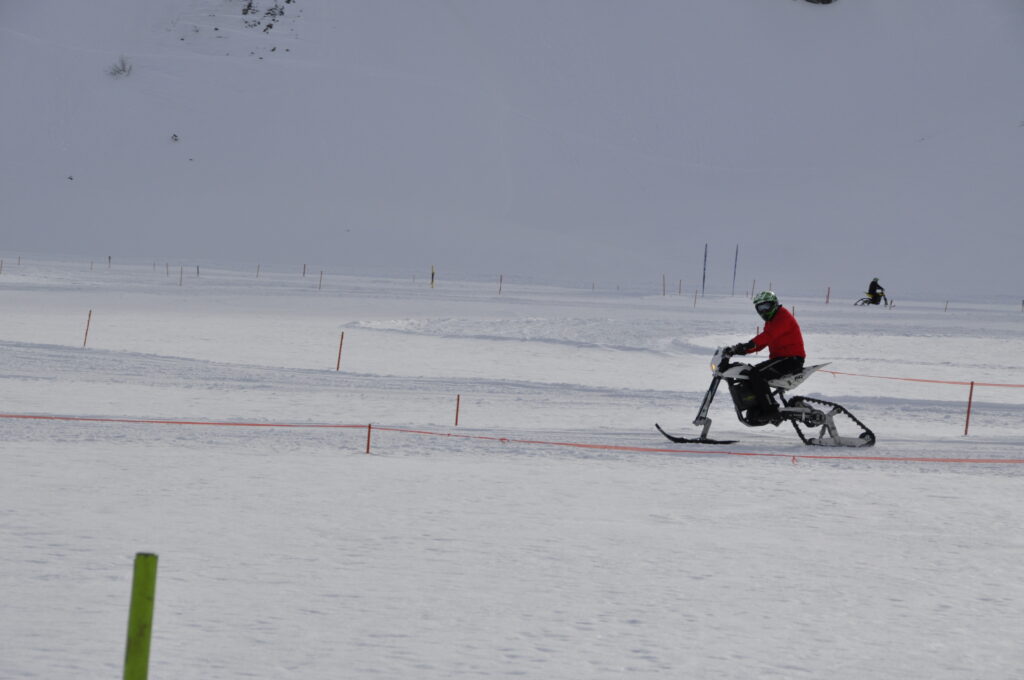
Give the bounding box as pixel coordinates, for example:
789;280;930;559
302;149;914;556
318;271;324;290
365;424;372;454
336;332;345;371
826;286;831;304
498;274;503;295
455;394;461;426
83;310;92;348
963;381;975;436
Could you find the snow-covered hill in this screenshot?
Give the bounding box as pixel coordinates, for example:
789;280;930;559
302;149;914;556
3;6;1024;675
3;0;1023;298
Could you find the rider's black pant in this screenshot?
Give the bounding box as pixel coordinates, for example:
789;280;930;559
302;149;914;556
749;356;805;413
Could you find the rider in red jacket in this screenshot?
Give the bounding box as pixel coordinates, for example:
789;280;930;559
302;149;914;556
728;291;805;422
748;305;804;358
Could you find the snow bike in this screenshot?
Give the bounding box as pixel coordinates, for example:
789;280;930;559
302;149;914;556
656;347;875;447
855;294;889;307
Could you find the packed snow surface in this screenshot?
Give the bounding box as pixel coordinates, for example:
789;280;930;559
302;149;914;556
1;259;1022;678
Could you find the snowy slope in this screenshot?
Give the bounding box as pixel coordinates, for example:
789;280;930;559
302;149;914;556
1;258;1023;678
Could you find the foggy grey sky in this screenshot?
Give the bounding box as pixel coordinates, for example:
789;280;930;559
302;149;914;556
2;1;1023;299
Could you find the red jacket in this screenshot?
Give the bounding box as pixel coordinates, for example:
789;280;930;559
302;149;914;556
748;306;805;358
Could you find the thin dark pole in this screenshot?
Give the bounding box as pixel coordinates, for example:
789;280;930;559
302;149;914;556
731;244;738;296
701;243;708;297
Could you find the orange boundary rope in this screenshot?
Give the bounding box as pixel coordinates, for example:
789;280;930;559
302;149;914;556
821;370;1024;388
3;413;1022;465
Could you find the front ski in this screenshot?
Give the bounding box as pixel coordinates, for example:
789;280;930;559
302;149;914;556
655;423;737;445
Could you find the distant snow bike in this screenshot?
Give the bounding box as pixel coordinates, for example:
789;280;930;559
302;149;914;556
656;347;875;447
854;294;889;307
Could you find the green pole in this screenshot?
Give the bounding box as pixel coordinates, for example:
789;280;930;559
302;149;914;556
123;553;158;680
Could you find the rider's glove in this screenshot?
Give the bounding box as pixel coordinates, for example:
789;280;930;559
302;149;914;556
729;342;754;356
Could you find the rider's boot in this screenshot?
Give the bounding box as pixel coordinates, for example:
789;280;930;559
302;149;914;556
755;390;783;426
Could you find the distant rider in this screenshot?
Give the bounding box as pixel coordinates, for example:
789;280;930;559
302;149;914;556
867;277;887;306
727;291;806;423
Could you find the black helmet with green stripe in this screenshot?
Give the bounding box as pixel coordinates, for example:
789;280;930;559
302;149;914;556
753;290;779;321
